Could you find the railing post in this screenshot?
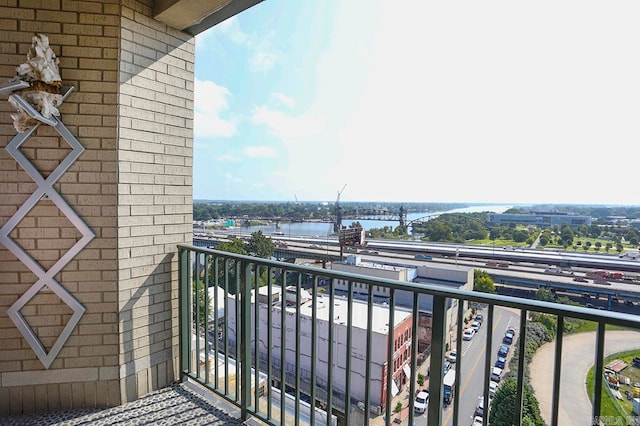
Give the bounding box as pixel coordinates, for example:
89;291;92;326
592;321;606;423
240;261;252;420
178;247;190;381
514;309;528;425
428;294;447;426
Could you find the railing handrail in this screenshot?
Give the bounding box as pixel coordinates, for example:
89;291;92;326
178;243;640;329
179;244;640;426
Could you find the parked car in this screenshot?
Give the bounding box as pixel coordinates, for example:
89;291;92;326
503;330;514;345
490;367;503;382
498;344;509;358
414;390;429;414
475;314;484;324
471;320;481;332
463;328;475;340
474;396;485;417
448;350;457;363
472;415;484;426
495;356;506;369
489;380;499;398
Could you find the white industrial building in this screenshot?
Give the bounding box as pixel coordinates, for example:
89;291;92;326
224;286;413;413
219;258;473;414
331;256;474;350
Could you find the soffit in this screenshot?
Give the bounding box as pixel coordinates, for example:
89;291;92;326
154;0;265;36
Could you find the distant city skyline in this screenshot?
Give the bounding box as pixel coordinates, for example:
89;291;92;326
193;1;640;206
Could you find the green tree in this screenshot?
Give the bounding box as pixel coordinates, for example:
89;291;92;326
489;378;544;426
246;231;275;258
474;269;496;293
560;224;574;246
193;277;211;328
216;238;248;255
535;287;555;302
210;238;247;295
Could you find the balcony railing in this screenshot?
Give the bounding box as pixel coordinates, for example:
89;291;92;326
178;244;640;426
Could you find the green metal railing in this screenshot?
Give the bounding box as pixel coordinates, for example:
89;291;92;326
178;244;640;426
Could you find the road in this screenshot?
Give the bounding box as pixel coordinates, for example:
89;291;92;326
530;330;640;426
413;306;521;426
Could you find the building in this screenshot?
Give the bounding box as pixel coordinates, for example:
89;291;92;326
224;286;413;414
487;212;592;227
331;256;473;351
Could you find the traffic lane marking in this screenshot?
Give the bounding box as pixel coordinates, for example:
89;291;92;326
444;312;504;425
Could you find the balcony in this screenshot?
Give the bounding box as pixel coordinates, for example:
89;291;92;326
177;244;640;426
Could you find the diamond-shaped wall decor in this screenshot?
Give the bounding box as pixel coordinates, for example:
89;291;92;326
0;83;94;369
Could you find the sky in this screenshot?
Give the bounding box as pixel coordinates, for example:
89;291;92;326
193;1;640;206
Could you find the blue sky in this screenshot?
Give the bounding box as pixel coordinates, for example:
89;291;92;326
193;1;640;206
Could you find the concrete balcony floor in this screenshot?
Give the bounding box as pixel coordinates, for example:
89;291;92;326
0;381;247;426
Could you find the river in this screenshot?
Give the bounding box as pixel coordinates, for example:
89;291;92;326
223;204;513;238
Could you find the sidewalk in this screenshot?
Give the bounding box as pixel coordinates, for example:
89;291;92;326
530;330;640;426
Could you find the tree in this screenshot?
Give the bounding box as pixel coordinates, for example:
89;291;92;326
560;224;574;246
216;238;248;255
246;231;275;258
535;288;555;302
210;238;247;295
474;269;496;294
489;378;544;426
193;277;211;328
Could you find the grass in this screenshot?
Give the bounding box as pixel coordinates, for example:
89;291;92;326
570;321;631;335
586;350;640;425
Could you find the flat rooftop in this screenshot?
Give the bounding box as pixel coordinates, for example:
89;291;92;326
294;293;411;335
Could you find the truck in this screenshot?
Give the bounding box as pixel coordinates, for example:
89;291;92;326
443;369;456;405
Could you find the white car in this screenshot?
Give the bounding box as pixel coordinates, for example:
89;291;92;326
414;390;429;414
489;380;499;398
472;415;484;425
490;366;503;382
463;328;475;340
471;320;481;331
447;350;457;363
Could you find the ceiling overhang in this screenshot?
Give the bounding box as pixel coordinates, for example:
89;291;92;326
154;0;264;36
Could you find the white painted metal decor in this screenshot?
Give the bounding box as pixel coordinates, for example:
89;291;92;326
0;82;95;369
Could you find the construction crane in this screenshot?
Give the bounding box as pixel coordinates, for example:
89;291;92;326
333;184;347;233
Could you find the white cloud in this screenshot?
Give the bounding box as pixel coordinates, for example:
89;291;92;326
217;154;241;162
250;50;277;72
224;172;243;183
212;16;248;45
243;145;278;158
194;79;237;138
271;92;295;108
251;106;325;140
198;16;277;73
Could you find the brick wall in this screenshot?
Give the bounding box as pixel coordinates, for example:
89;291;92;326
0;0;194;413
117;1;194;403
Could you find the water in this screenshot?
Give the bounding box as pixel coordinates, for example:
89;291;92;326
228;205;512;237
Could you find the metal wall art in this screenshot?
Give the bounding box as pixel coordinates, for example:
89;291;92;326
0;34;95;369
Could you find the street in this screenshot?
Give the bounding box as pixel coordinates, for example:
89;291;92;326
414;306;521;426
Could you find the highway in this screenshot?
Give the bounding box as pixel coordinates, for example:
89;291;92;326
194;232;640;308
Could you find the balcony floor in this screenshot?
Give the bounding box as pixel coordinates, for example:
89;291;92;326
0;381;247;425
